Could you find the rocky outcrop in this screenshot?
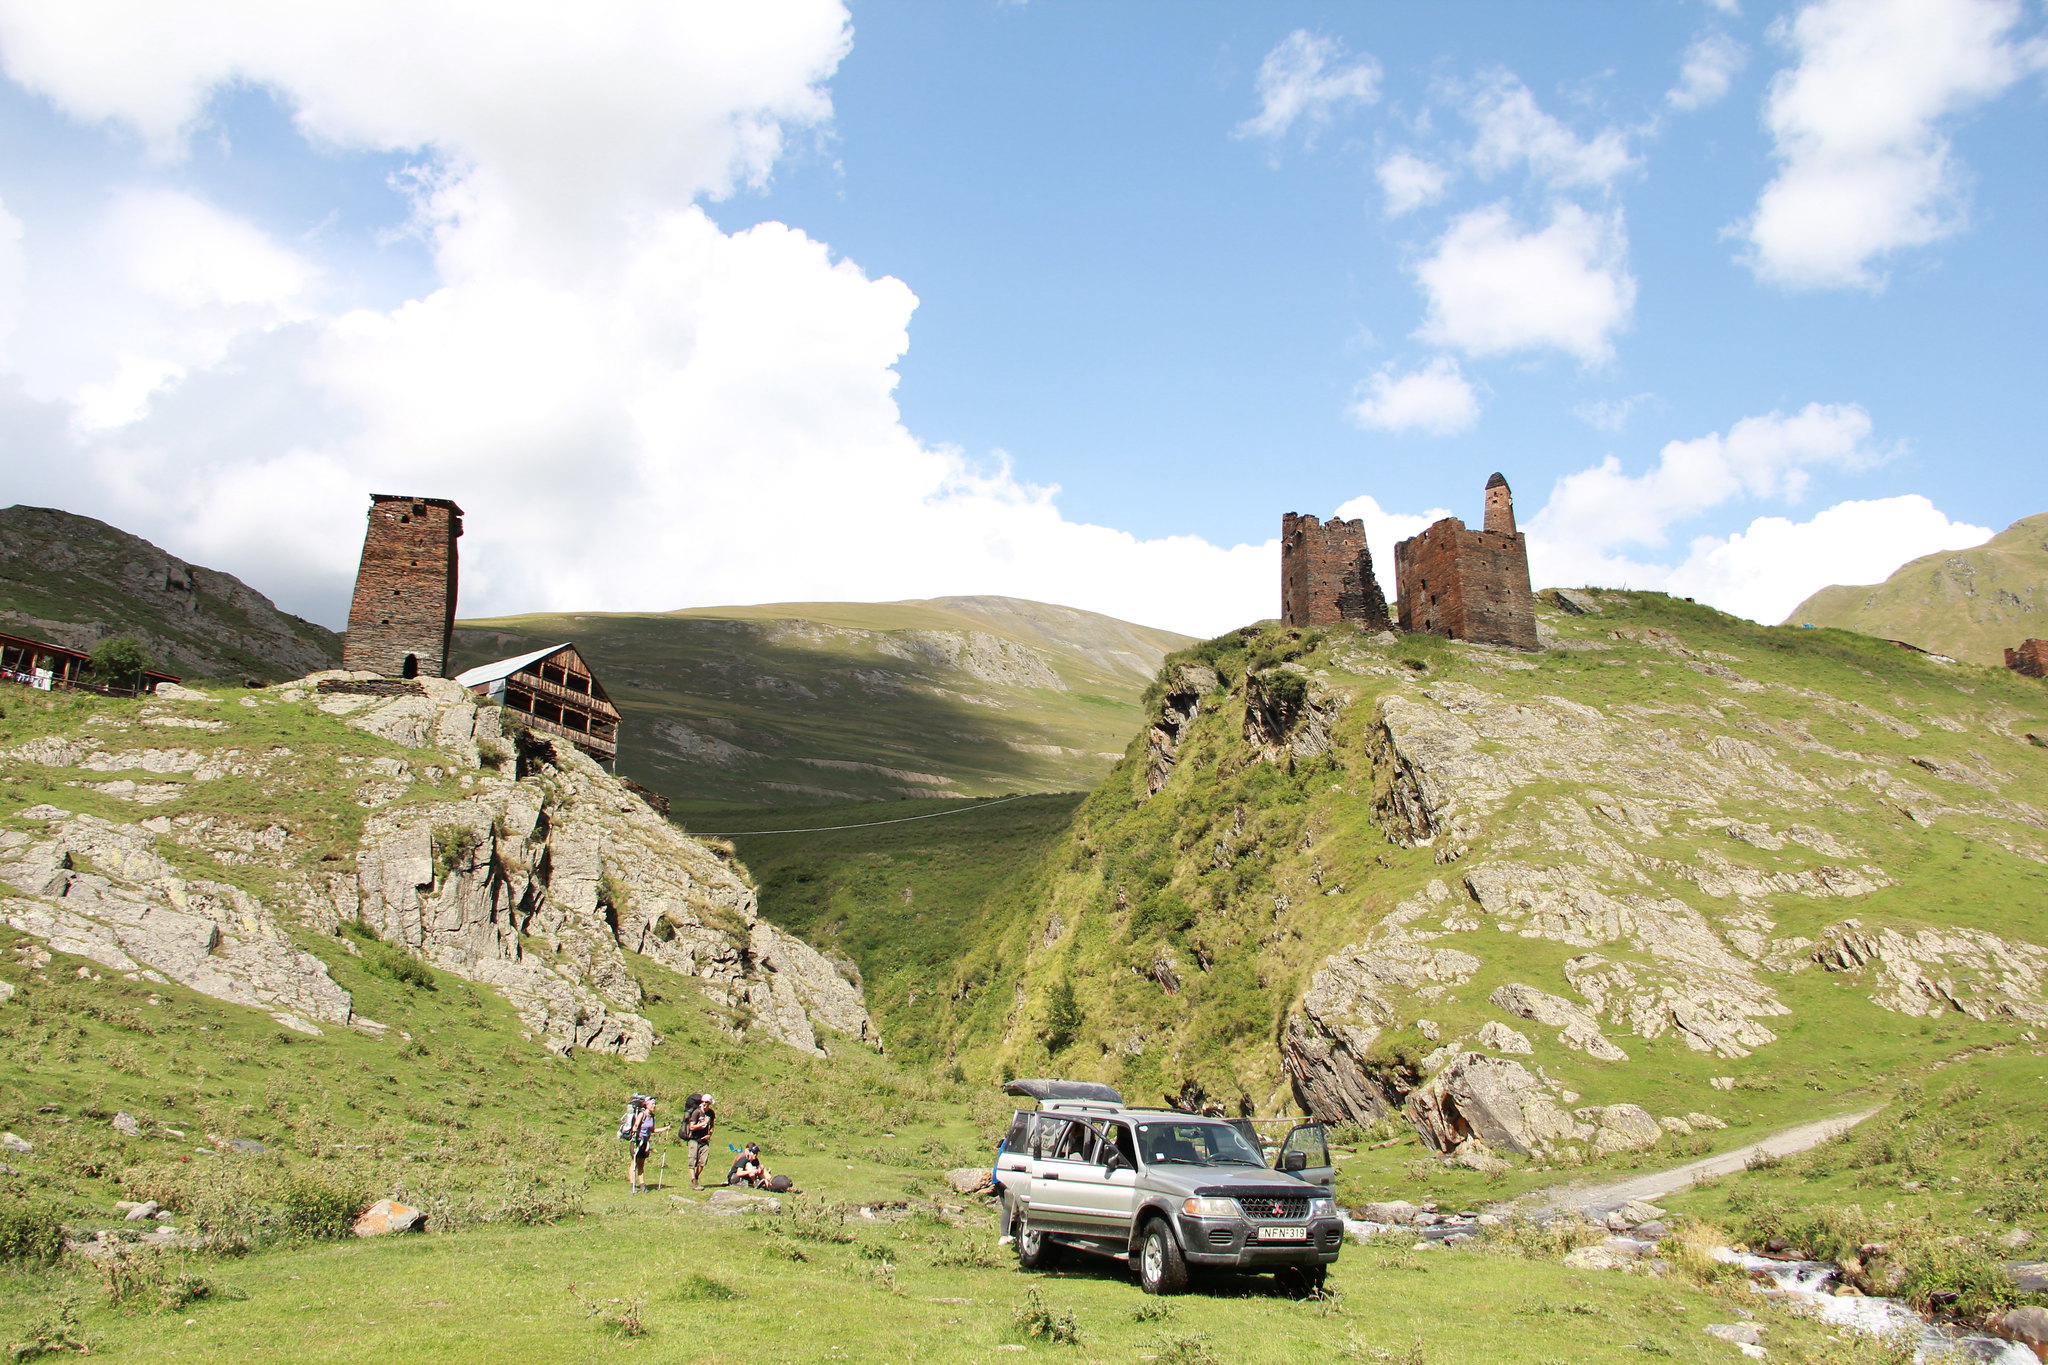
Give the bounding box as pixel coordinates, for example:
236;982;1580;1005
1144;662;1217;797
1404;1054;1583;1155
0;673;877;1062
1810;918;2048;1025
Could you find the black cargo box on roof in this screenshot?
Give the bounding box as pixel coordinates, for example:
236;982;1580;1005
1002;1079;1124;1104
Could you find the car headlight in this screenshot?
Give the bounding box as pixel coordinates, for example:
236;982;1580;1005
1309;1197;1337;1218
1181;1197;1238;1218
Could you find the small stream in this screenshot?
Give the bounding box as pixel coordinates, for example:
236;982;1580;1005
1714;1251;2034;1363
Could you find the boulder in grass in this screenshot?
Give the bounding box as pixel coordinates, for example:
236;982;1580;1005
1;1133;31;1154
352;1199;426;1237
1357;1200;1421;1225
1987;1307;2048;1356
123;1201;160;1221
944;1168;993;1196
112;1112;143;1137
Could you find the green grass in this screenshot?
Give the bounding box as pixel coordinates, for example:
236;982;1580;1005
704;793;1085;1062
451;596;1190;811
0;1168;1944;1364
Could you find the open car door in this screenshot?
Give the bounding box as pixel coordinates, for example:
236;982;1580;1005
1276;1122;1335;1190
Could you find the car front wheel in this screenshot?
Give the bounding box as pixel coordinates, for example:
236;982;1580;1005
1015;1217;1060;1271
1136;1220;1189;1295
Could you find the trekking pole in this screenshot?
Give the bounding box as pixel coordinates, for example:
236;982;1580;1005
658;1151;667;1191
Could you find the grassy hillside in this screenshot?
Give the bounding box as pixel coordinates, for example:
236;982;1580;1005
897;594;2048;1186
711;794;1086;1062
0;505;341;682
1787;510;2048;664
452;596;1191;810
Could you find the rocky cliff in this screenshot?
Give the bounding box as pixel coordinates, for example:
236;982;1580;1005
933;594;2048;1165
0;673;875;1061
0;504;342;681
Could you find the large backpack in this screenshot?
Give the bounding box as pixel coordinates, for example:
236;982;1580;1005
617;1094;651;1141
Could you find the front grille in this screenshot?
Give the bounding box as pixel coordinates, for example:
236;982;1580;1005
1234;1196;1310;1221
1207;1228;1235;1248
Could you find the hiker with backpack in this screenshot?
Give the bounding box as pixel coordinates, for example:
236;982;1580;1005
683;1093;716;1189
619;1095;670;1193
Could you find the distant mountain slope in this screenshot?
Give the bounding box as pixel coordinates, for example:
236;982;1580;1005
1785;511;2048;663
0;504;342;681
452;596;1194;808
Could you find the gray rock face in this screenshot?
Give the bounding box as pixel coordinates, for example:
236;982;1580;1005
1403;1053;1583;1156
1278;658;2045;1150
0;671;877;1065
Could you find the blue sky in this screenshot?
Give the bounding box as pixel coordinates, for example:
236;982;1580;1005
0;1;2041;636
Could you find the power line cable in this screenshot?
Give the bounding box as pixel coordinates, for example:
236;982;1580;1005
691;792;1033;837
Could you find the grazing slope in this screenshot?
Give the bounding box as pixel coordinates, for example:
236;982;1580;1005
906;594;2048;1183
452;596;1192;810
0;505;341;681
1786;511;2048;664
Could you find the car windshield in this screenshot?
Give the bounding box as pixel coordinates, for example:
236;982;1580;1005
1132;1119;1268;1168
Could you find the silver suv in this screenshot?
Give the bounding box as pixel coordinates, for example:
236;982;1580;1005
994;1080;1342;1295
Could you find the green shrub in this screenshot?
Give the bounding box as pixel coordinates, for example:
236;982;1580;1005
5;1295;93;1359
430;825;475;885
1012;1286;1080;1345
1894;1237;2014;1319
1042;976;1082;1054
0;1196;64;1264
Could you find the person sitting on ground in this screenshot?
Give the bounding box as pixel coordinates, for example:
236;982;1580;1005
684;1093;716;1189
627;1098;669;1194
728;1142;766;1188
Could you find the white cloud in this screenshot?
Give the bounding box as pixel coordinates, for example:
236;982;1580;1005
1740;0;2043;289
1666;495;1992;623
1461;72;1636;188
1330;492;1454;602
1525;402;1890;593
1376;150;1449;216
0;1;1300;641
1572;393;1655;433
1349;356;1481;436
1414;202;1636;364
1236;30;1381;142
1667;31;1747;109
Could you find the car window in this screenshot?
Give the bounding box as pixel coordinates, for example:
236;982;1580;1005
1003;1111;1031;1152
1097;1121;1137;1167
1132;1120;1267;1166
1046;1119;1098;1163
1281;1123;1330;1170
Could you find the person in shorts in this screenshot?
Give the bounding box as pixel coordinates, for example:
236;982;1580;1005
627;1098;669;1193
684;1093;716;1188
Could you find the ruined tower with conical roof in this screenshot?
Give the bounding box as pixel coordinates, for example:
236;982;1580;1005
1393;473;1537;650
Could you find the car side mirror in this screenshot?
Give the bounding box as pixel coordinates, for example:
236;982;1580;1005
1281;1151;1307;1173
1103;1150;1126;1172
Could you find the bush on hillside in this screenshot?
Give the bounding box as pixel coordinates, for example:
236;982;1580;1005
0;1195;65;1264
1042;976;1082;1054
341;919;437;991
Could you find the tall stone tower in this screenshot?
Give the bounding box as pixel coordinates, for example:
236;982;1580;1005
1281;513;1392;630
341;494;464;678
1483;471;1516;534
1393;475;1537;651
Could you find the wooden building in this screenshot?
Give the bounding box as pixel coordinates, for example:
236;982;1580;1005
454;643;620;766
0;631;180;696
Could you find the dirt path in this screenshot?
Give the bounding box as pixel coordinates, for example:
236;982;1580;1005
1507;1105;1885;1215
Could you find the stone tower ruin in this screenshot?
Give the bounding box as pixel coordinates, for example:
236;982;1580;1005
1394;473;1537;651
341;494;464;678
1280;512;1392;630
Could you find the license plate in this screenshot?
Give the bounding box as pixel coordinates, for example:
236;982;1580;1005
1255;1226;1308;1242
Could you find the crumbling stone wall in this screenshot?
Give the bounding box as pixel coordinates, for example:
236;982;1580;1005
341;495;463;678
1393;475;1536;651
1281;513;1391;629
2008;639;2048;678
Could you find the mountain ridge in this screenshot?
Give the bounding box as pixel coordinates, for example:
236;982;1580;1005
1785;510;2048;664
0;504;342;681
454;596;1193;810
